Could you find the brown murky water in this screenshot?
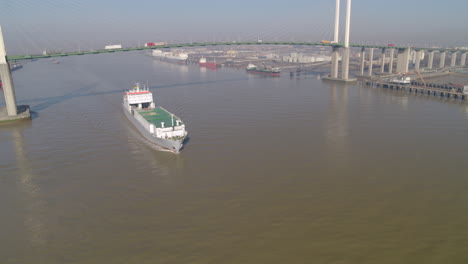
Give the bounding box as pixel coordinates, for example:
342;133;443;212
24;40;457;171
1;52;468;263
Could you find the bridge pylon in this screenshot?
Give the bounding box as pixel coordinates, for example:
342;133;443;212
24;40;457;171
0;25;30;122
322;0;356;83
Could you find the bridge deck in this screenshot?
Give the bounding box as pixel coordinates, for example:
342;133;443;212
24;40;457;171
7;41;458;62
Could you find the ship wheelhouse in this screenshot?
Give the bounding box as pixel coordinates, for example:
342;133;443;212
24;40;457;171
124;83;155;110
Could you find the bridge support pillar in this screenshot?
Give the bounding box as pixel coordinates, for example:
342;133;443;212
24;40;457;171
439;51;446;68
450;52;457;67
0;25;30;122
380;48;386;73
460;52;467;66
428;51;435;69
388;48;395;73
0;63;17;116
0;25;18;116
322;0;356;83
414;50;423;71
360;47;365;75
368;48;374;76
396;48;410;73
331;46;340;78
341;47;350;79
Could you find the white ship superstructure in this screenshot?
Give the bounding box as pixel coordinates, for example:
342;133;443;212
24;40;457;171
152;50;188;63
391;76;411;85
123;83;187;152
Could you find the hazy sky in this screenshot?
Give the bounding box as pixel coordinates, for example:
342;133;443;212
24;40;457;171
1;0;467;54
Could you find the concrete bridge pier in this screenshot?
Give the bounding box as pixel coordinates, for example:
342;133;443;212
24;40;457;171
331;46;340;78
360;47;365;75
396;48;410;73
460;52;467;66
428;51;435;69
368;48;374;76
388;48;395;73
414;50;423;71
341;47;350;79
450;52;457;67
0;25;30;122
439;51;446;68
380;48;386;73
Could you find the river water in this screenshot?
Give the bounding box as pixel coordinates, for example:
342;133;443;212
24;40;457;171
1;52;468;263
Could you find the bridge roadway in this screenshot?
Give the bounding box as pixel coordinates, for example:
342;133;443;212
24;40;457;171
5;41;463;62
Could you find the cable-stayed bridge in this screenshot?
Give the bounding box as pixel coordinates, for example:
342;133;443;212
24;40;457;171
1;0;467;122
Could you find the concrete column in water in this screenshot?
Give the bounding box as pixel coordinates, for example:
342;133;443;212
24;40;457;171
396;48;410;73
428;51;435;69
341;47;350;79
414;50;423;71
0;25;18;116
360;47;365;76
380;48;386;73
368;48;374;76
450;52;457;67
404;48;411;73
460;52;467;66
388;48;395;73
331;46;340;78
439;51;446;68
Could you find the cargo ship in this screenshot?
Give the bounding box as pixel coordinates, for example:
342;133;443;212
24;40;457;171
152;50;188;64
246;63;280;76
199;57;218;69
123;83;187;153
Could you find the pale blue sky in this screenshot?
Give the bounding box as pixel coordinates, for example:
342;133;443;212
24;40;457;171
1;0;467;54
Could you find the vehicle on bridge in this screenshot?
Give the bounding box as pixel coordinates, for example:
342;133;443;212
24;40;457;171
105;44;122;50
145;42;168;47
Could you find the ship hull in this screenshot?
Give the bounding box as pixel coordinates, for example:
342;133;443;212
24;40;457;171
163;57;187;64
199;62;218;69
123;104;184;153
246;69;280;76
153;56;187;64
11;64;23;71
